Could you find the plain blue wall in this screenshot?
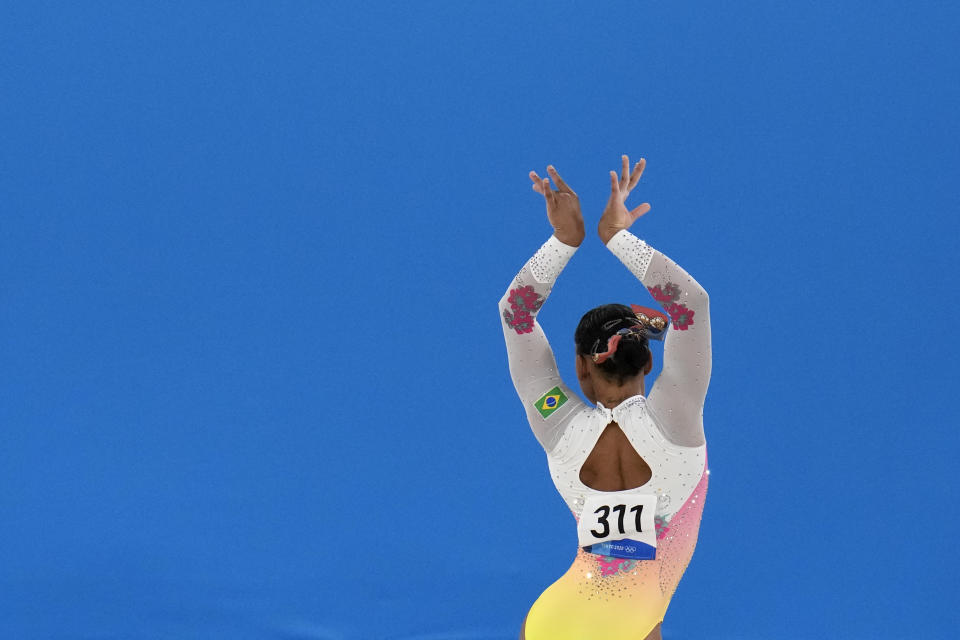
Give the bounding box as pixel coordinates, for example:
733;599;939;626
2;2;957;638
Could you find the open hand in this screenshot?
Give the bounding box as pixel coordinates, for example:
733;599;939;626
530;165;585;247
598;155;651;244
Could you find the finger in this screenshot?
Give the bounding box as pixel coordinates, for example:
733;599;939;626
629;202;651;221
628;158;645;190
542;177;554;204
530;170;544;194
547;165;575;195
621;155;630;187
609;170;620;197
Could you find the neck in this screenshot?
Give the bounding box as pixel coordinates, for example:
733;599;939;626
594;378;645;409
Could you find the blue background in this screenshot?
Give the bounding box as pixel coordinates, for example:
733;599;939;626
2;2;957;638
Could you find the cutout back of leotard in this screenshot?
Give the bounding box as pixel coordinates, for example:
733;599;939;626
578;421;653;492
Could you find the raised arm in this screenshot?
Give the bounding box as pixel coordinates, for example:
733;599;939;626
607;232;710;446
500;166;587;453
599;156;711;447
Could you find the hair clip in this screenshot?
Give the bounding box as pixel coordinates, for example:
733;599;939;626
630;304;669;341
592;330;625;364
592;327;647;363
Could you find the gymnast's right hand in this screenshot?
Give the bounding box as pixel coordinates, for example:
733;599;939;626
530;165;585;247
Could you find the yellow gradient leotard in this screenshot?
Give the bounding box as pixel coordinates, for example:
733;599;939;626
499;231;711;639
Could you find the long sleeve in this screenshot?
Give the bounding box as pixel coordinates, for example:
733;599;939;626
500;235;587;453
606;230;711;446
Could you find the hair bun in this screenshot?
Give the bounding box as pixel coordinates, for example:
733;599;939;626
576;304;653;384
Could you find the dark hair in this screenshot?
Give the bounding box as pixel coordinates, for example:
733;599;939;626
574;304;651;384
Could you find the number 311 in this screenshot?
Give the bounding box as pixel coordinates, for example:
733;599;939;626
591;504;643;538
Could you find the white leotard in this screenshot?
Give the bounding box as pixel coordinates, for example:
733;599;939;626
498;230;711;524
500;230;712;636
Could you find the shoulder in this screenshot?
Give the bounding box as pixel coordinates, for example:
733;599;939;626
645;400;706;448
545;402;599;461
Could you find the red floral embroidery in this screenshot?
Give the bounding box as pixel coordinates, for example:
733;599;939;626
595;555;637;576
504;285;543;334
503;308;535;334
662;283;681;300
665;302;695;330
508;285;543;312
647;285;669;303
649;282;694;330
648;283;681;303
655;514;671;540
647;284;679;304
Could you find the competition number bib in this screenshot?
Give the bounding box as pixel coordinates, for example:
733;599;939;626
577;493;657;560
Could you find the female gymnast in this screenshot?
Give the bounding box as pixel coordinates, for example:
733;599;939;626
499;156;711;640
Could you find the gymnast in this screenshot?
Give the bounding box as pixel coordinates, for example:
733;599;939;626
499;156;711;640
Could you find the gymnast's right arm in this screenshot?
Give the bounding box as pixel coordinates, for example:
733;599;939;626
499;166;587;453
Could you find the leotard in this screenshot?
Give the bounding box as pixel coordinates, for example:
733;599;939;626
499;230;711;639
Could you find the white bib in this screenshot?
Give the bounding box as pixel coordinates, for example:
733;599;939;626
577;492;657;559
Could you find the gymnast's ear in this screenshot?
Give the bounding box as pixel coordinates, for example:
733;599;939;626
575;354;598;405
643;352;653;376
576;354;589;381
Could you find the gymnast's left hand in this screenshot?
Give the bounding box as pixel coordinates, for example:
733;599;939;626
598;155;651;244
529;165;585;247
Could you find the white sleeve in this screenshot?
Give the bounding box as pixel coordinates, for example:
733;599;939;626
499;235;587;453
606;230;711;446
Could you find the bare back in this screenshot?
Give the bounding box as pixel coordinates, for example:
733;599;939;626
578;421;653;492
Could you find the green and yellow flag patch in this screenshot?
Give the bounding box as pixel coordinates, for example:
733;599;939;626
534;386;568;419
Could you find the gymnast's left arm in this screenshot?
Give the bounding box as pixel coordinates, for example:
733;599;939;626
609;233;711;447
599;155;711;447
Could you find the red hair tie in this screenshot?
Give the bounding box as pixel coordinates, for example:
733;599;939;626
592;327;641;364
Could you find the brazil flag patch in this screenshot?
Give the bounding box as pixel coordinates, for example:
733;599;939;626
534;386;568;419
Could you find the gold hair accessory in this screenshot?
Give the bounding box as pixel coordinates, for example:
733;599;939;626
630;305;669;341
